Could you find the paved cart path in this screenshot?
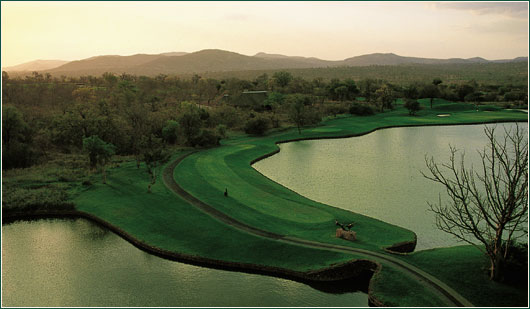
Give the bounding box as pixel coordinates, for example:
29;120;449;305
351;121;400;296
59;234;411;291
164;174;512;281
163;152;473;307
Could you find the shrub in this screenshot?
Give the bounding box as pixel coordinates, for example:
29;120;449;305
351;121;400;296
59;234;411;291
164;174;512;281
2;185;74;213
216;124;227;138
403;99;422;116
501;242;528;285
2;141;38;169
349;103;375;116
162;120;180;144
324;103;349;117
191;129;220;147
304;109;322;125
244;116;271;136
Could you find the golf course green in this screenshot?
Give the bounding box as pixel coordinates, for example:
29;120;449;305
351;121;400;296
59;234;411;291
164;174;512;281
57;99;528;306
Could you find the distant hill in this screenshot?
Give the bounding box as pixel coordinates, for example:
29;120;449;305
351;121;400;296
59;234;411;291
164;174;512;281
253;52;336;67
492;56;529;63
4;49;527;77
49;54;166;75
342;53;496;66
3;59;69;72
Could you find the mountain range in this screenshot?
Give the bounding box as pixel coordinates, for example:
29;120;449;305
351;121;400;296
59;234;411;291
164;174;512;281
3;49;527;77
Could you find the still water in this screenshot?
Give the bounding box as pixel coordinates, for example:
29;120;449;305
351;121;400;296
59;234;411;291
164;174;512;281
2;218;367;307
254;123;525;250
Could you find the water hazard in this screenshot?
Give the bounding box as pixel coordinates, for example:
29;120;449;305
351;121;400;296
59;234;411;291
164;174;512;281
254;123;526;250
2;218;367;306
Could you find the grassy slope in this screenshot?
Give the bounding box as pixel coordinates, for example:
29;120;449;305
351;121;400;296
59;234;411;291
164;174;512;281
401;245;528;307
72;157;360;272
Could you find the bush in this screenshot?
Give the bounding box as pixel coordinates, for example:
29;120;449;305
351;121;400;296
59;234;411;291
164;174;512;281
349;103;375;116
2;141;38;169
2;185;74;213
502;242;528;285
216;124;227;138
403;99;422;116
191;129;220;147
244;116;271;136
304;109;322;125
324;103;349;117
504;91;526;102
162;120;180;144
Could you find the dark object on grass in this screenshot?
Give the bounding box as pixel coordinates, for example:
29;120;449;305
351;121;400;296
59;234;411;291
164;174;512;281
224;188;228;197
346;223;355;230
335;219;346;230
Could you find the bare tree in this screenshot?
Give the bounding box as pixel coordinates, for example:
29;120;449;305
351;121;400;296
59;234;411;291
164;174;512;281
423;124;528;281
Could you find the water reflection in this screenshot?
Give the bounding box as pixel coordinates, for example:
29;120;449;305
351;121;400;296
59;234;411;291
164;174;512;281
254;123;527;250
2;219;367;307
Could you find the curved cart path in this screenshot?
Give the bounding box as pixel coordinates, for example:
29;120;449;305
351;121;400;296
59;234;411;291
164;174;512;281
163;152;473;307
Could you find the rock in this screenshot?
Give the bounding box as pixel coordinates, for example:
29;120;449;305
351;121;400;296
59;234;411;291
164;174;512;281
336;228;356;241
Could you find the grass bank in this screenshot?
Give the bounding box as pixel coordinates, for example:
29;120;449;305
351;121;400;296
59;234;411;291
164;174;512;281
71;156;363;273
400;245;528;307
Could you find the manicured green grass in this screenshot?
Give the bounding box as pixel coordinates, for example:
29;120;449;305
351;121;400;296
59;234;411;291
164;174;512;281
370;263;450;307
174;102;526;252
72;155;361;272
400;245;528;307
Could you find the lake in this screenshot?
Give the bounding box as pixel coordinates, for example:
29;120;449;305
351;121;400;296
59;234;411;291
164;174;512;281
254;123;525;250
1;218;367;306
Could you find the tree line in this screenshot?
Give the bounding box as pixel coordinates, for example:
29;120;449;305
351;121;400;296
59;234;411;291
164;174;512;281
2;70;528;171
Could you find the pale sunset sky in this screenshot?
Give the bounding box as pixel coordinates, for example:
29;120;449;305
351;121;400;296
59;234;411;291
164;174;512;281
1;1;528;67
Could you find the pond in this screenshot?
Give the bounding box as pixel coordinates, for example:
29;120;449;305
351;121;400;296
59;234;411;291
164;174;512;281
1;218;367;307
254;123;525;250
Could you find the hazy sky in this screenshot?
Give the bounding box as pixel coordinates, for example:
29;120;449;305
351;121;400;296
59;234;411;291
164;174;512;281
1;1;528;66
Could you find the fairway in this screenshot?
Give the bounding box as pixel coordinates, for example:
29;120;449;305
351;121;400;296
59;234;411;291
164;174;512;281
173;101;526;252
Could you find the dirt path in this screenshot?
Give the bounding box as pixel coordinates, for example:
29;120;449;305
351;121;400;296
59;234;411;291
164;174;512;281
163;152;473;307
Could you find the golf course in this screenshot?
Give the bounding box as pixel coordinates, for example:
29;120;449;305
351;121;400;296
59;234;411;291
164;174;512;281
35;99;522;307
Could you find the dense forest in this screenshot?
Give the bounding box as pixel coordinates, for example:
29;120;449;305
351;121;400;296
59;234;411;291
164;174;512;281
2;69;528;171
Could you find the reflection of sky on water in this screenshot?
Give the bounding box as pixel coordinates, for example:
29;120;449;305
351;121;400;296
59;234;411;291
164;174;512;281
2;219;367;307
255;123;527;250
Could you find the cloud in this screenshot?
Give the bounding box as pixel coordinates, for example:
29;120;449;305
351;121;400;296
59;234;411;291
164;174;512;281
435;2;528;19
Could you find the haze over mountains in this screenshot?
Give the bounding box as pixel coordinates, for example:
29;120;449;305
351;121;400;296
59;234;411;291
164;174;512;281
3;49;527;77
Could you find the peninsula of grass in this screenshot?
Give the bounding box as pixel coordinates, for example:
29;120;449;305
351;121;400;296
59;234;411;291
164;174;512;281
173;99;526;252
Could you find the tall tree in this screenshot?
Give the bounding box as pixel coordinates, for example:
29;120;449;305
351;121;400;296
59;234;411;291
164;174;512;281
272;71;293;89
287;94;309;134
403;99;421;116
420;84;440;109
423;125;528;281
178;102;202;145
83;135;116;184
140;134;166;193
375;84;395;112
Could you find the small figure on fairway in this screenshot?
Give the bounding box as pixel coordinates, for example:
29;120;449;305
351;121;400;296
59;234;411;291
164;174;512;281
224;188;228;197
335;219;346;230
346;222;355;230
